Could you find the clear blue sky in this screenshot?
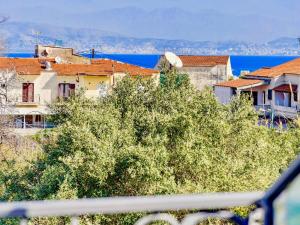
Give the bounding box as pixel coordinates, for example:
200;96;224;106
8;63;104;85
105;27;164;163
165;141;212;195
0;0;299;42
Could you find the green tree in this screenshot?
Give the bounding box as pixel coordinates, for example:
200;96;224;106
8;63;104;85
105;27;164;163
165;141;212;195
0;72;298;224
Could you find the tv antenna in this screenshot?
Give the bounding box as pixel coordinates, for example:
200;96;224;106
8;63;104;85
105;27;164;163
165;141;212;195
32;30;41;45
164;52;183;68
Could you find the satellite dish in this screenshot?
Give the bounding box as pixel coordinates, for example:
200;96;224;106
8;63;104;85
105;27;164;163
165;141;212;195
55;56;62;64
164;52;183;68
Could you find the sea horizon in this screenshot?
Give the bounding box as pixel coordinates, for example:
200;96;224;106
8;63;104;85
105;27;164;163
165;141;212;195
3;53;299;76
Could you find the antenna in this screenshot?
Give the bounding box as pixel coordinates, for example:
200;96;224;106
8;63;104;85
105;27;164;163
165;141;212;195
164;52;183;68
297;37;300;47
32;29;41;45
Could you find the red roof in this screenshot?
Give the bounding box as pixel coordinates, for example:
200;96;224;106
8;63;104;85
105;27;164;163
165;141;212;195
215;79;264;88
178;55;229;67
91;59;159;76
273;84;297;92
247;58;300;78
0;58;159;76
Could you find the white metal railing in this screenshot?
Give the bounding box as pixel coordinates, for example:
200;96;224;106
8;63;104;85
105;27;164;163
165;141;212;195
15;94;41;104
255;105;271;114
0;192;264;225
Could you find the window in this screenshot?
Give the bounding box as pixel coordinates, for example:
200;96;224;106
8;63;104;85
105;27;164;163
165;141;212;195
241;91;258;106
294;92;298;102
275;91;291;107
268;89;272;100
35;115;42;123
58;83;75;99
231;88;237;95
22;83;34;102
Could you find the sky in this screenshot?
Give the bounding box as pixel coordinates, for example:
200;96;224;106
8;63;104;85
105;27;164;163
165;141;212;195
0;0;299;42
0;0;299;15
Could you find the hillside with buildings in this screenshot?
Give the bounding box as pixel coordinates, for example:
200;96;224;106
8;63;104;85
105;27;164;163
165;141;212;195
0;22;299;55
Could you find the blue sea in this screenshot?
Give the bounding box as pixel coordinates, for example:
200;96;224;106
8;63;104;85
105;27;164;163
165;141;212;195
5;53;299;76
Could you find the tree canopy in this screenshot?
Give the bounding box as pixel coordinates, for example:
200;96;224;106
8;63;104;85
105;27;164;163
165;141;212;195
0;71;299;224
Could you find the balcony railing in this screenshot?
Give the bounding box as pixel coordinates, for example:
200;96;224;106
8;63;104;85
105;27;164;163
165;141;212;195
255;105;271;115
14;94;41;105
0;192;263;225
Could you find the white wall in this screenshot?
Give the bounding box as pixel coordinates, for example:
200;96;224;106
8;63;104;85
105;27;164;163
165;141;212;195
214;86;233;104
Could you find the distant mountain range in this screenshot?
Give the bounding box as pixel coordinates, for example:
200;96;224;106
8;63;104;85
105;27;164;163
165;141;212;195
0;21;300;55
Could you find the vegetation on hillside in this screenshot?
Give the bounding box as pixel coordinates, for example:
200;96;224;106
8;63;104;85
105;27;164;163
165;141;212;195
0;70;299;224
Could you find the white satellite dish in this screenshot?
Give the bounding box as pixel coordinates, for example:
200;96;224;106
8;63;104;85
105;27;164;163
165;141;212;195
164;52;183;68
55;56;62;64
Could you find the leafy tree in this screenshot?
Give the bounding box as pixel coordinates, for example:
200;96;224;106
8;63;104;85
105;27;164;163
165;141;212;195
0;71;298;224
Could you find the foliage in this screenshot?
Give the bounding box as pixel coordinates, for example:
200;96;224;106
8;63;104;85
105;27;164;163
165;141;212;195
0;71;299;224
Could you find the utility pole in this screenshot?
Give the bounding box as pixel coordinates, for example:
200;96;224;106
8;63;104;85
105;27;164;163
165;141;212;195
32;30;41;45
91;48;95;59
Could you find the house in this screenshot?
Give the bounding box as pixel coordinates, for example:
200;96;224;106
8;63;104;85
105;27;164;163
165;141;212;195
35;45;90;64
0;57;159;134
214;58;300;119
156;55;232;90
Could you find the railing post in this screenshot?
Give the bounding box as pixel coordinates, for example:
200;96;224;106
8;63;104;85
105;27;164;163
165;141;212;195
71;216;80;225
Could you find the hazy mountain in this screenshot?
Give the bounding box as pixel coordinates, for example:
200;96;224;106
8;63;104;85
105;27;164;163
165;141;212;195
0;21;299;55
2;6;300;43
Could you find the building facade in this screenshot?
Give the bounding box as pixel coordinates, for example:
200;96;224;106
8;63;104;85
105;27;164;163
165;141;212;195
214;58;300;119
0;56;159;134
156;55;232;90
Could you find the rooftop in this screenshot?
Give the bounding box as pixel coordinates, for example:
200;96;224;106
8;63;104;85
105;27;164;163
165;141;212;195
247;57;300;78
0;58;158;76
214;79;264;88
178;55;229;67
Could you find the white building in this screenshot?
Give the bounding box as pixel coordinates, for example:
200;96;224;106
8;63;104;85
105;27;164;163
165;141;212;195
156;55;232;90
214;58;300;119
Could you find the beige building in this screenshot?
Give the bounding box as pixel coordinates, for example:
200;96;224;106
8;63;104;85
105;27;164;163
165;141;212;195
35;45;90;64
156;55;232;90
214;58;300;119
0;55;159;134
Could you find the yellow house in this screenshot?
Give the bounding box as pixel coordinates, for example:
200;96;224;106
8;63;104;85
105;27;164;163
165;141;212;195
0;57;159;134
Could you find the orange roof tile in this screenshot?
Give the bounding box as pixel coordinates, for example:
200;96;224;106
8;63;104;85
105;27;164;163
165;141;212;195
273;84;297;92
178;55;229;67
0;58;48;75
91;59;159;76
247;58;300;78
0;58;159;76
215;79;264;88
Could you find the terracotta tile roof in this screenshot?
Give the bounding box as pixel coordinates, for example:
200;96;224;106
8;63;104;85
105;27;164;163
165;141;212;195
0;58;49;75
273;84;297;92
0;58;159;76
178;55;229;67
52;64;113;76
215;79;264;88
247;58;300;78
91;59;159;76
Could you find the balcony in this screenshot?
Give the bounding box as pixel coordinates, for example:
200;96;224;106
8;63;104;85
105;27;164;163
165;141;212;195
274;105;298;119
15;94;41;107
255;105;271;116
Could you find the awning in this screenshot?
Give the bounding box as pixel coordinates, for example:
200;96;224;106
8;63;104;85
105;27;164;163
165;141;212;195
273;84;297;93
